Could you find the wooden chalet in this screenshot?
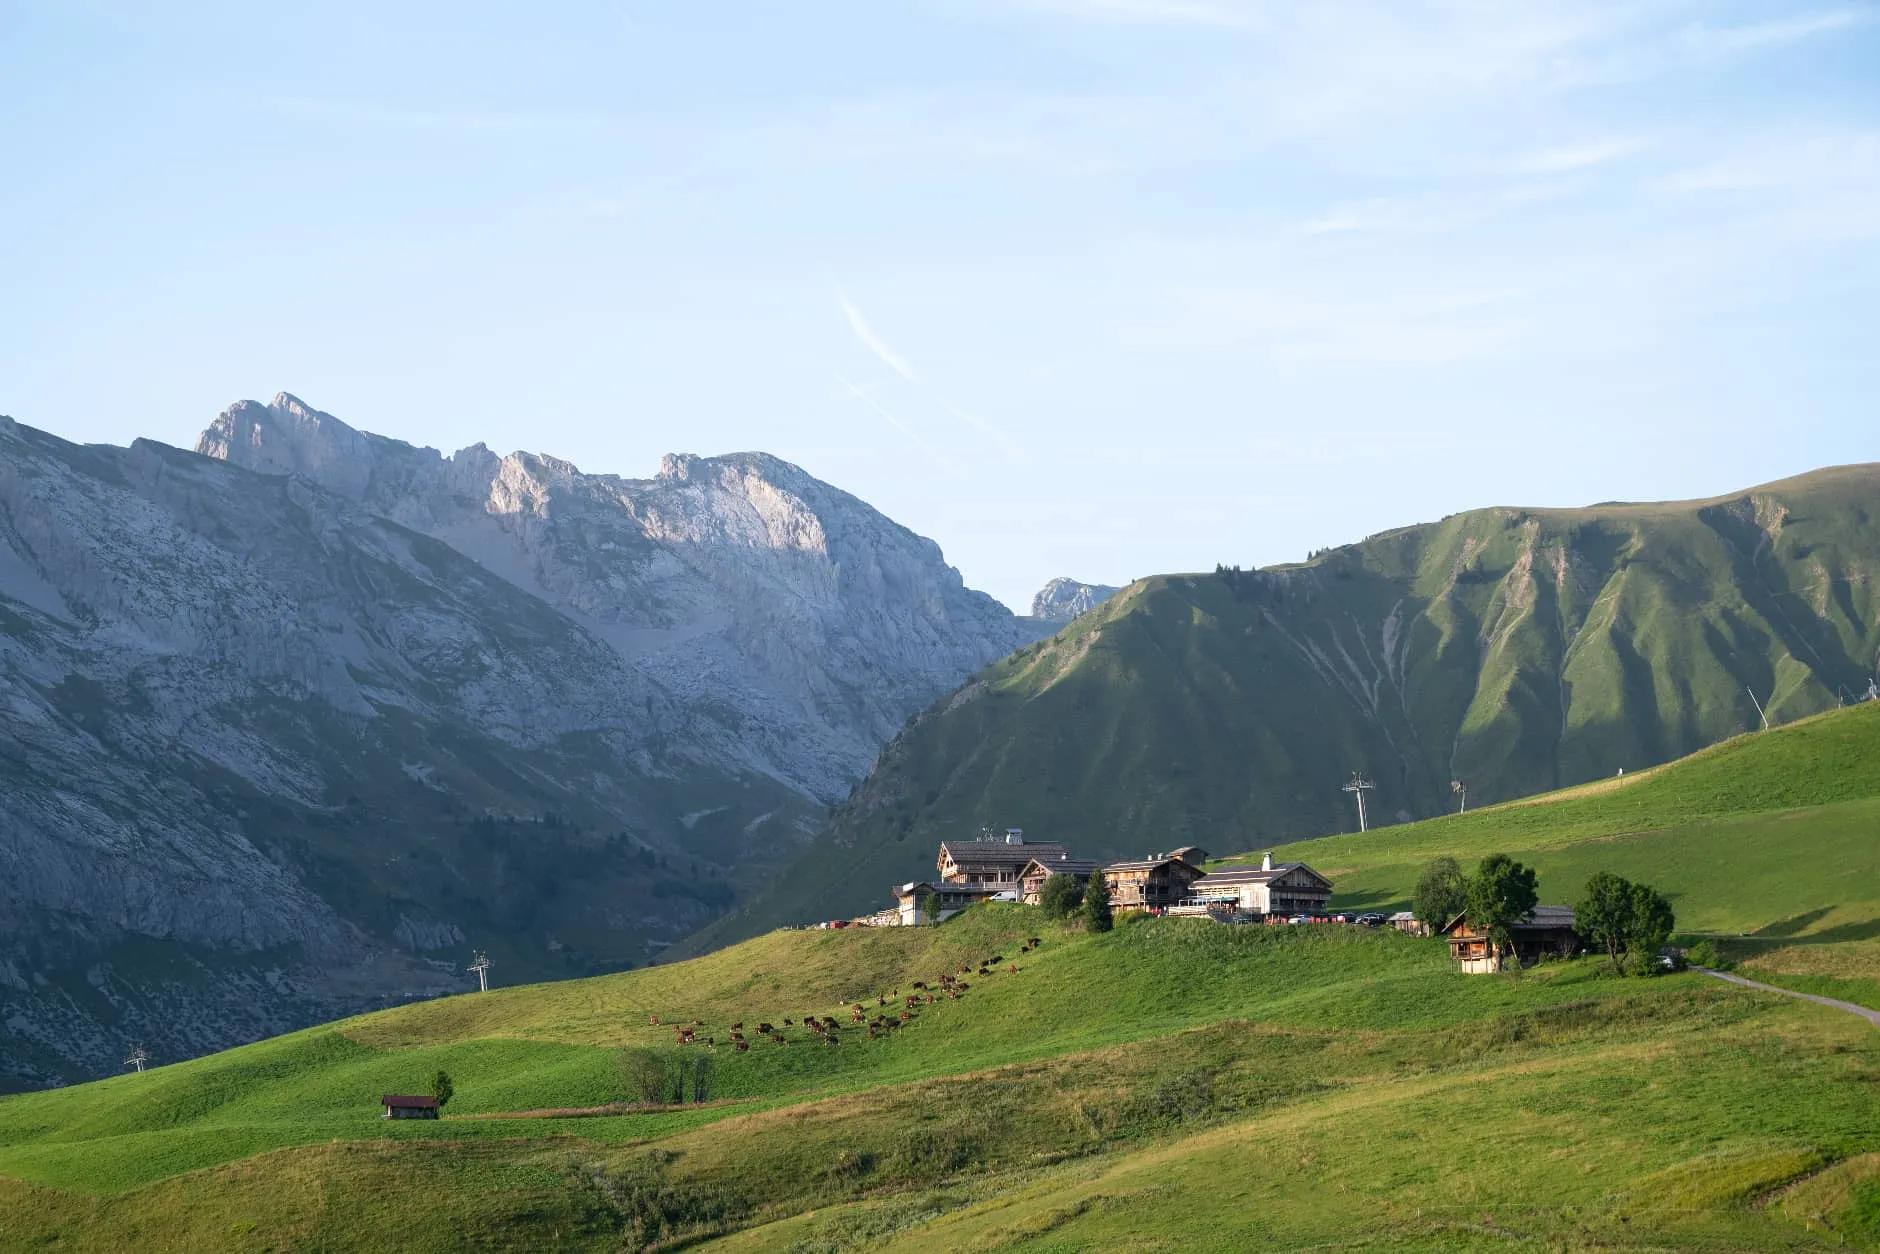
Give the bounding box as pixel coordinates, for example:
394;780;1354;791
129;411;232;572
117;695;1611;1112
1100;854;1207;911
381;1094;439;1120
1017;855;1103;904
937;830;1068;886
1184;853;1333;919
1439;906;1579;973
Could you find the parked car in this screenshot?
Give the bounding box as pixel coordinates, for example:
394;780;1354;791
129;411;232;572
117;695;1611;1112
1355;913;1387;927
1286;915;1310;925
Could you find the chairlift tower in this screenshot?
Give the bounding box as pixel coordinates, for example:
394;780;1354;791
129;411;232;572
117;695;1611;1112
124;1043;148;1073
1343;773;1376;833
468;950;493;993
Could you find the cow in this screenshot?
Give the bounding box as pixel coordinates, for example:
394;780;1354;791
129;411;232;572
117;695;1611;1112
783;1018;794;1026
730;1031;745;1042
912;980;927;990
649;1014;660;1025
1009;965;1020;974
758;1023;774;1035
1028;938;1042;947
735;1041;750;1052
730;1021;743;1031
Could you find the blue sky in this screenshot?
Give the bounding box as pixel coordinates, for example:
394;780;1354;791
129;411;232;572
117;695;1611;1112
4;2;1877;610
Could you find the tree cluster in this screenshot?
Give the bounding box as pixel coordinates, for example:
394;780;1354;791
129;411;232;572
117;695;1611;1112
619;1047;712;1105
1038;873;1084;920
1575;871;1676;975
1082;871;1114;933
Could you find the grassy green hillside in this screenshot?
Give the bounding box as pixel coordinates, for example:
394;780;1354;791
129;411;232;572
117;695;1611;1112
690;465;1880;945
8;590;1880;1250
5;908;1880;1251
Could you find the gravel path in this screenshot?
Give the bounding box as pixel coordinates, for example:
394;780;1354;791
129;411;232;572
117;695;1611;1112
1697;968;1880;1027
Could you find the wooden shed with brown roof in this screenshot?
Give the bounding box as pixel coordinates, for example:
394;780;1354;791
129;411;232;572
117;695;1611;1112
381;1094;439;1120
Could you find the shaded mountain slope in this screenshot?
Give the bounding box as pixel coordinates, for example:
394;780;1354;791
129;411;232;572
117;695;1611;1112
685;465;1880;944
0;399;1037;1087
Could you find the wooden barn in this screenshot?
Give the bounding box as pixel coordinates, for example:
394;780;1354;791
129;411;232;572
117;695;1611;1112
381;1094;439;1120
1439;906;1580;973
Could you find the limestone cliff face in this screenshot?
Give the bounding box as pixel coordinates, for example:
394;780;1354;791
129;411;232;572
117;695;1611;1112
199;394;1037;800
0;397;1037;1087
1029;578;1121;624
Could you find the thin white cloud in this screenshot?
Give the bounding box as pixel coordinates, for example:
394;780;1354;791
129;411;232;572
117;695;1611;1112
1681;8;1872;56
838;294;1031;466
839;295;919;382
943;402;1032;467
1004;0;1263;27
1516;136;1647;173
834;371;955;466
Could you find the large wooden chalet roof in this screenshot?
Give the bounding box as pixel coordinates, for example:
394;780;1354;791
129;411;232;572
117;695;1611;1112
1193;861;1331;888
938;840;1068;868
1019;856;1102;878
1102;854;1204;873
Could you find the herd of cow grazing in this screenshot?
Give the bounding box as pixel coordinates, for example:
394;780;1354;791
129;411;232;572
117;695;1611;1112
646;939;1044;1051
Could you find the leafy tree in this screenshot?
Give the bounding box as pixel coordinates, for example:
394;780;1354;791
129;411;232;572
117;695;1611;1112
1465;854;1539;972
618;1047;670;1105
1039;873;1085;920
429;1069;454;1109
1412;856;1468;931
1575;871;1637;972
1627;883;1676;976
1082;869;1114;933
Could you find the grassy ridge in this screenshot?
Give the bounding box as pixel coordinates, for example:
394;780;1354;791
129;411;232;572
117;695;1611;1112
692;465;1880;946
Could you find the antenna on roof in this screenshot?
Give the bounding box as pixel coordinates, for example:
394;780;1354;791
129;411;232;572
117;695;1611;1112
124;1042;148;1073
468;950;493;993
1342;773;1376;833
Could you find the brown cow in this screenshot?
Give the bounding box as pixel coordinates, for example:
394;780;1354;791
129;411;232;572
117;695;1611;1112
649;1014;660;1025
730;1021;743;1031
736;1041;750;1052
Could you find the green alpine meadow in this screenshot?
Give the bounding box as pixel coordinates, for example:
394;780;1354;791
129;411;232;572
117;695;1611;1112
4;698;1879;1250
689;465;1880;946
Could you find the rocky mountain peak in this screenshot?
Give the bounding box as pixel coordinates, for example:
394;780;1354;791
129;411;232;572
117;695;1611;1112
194;393;1037;801
1030;577;1122;624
